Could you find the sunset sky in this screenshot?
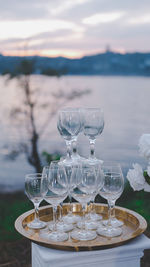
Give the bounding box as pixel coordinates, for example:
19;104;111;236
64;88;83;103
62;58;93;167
0;0;150;58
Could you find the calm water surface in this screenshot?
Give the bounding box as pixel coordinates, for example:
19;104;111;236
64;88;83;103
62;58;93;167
0;75;150;191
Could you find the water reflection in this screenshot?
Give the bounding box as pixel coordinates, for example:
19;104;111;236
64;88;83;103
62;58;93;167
0;75;150;191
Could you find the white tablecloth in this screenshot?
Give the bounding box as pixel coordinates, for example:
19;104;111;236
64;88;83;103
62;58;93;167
32;234;150;267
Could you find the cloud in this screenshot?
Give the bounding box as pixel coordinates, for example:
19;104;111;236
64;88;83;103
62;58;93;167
128;14;150;25
0;0;91;21
55;0;150;22
0;0;50;20
50;0;91;16
82;12;125;25
0;19;84;39
0;0;150;22
0;0;150;57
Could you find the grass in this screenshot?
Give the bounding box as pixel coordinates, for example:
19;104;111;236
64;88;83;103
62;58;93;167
119;183;150;231
0;192;32;241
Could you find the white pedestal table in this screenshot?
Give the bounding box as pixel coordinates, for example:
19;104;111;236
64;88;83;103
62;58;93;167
32;234;150;267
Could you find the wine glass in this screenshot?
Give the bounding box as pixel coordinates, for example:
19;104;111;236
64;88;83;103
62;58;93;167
42;165;50;177
42;165;55;231
78;162;104;230
83;108;104;162
61;161;81;224
71;108;84;161
84;193;102;230
57;201;74;232
44;161;69;241
57;108;83;163
25;173;48;229
49;161;74;232
97;163;124;237
101;162;124;227
71;161;102;241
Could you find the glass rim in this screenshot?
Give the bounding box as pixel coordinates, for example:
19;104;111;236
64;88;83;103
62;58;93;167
50;160;59;164
58;107;81;113
50;160;62;167
43;165;50;169
103;171;123;176
82;107;103;112
102;161;122;166
25;173;47;179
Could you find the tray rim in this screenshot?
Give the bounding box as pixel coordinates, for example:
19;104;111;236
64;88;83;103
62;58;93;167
15;203;147;251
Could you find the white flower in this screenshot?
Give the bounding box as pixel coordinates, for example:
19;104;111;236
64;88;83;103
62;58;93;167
127;134;150;192
144;182;150;192
138;134;150;160
144;166;150;192
127;163;145;191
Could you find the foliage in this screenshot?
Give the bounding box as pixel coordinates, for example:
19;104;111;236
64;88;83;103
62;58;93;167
143;170;150;185
119;182;150;230
1;58;61;77
0;152;62;242
16;59;35;76
4;58;90;172
42;151;61;165
0;192;32;241
41;67;67;76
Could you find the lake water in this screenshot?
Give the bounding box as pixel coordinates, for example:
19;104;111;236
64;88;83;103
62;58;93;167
0;75;150;192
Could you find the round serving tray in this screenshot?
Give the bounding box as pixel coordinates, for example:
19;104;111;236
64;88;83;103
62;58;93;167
15;203;147;251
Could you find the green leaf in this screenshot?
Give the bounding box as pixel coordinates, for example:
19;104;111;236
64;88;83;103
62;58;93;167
143;170;150;185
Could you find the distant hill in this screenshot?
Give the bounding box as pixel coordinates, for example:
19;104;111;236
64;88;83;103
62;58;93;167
0;51;150;76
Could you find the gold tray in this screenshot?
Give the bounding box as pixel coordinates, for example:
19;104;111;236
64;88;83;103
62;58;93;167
15;203;147;251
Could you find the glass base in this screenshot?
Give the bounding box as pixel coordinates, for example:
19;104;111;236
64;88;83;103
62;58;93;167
87;157;103;165
59;156;74;165
39;228;50;239
77;220;100;230
27;219;47;229
57;221;74;232
48;231;68;242
71;153;81;160
48;221;55;231
71;154;86;162
86;213;102;221
48;221;74;232
63;214;81;224
71;229;97;241
103;218;124;227
97;225;122;237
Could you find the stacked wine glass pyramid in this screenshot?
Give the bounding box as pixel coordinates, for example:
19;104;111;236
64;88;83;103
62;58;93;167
25;108;124;242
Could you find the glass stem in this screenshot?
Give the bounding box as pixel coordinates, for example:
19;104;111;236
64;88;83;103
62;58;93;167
107;199;115;227
81;203;86;230
53;206;57;231
90;195;95;215
34;202;40;221
68;193;73;215
59;204;63;222
66;140;72;159
89;139;96;159
111;201;116;220
90;201;95;215
72;138;77;157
